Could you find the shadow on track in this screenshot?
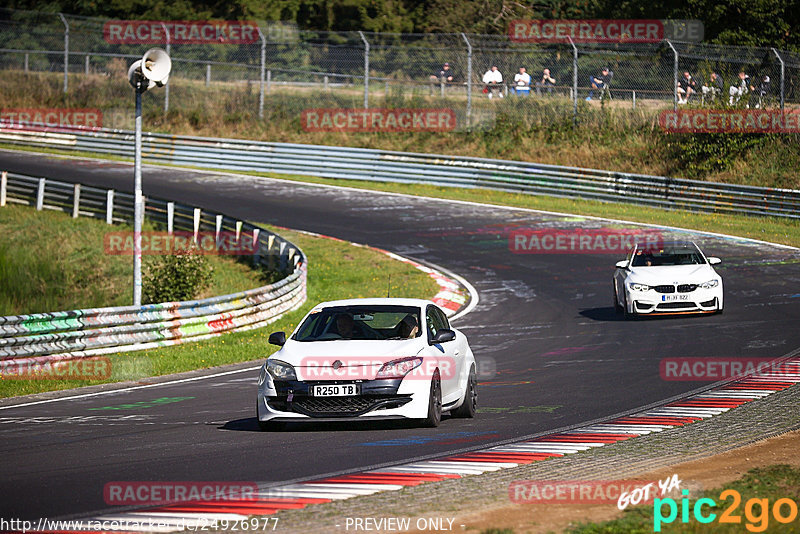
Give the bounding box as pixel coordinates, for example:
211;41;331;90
220;417;444;432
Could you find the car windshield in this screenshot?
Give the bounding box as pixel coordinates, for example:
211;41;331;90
631;243;706;267
293;305;422;342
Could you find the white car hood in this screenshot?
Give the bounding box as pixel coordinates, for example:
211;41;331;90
272;338;424;380
628;264;718;284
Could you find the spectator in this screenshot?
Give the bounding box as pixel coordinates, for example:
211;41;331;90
535;68;556;96
677;71;697;104
701;72;723;102
729;70;750;105
751;74;771;108
482;65;504;99
514;66;531;96
586;67;610;100
429;62;455;85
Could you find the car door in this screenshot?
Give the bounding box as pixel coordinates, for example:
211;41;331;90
425;305;461;403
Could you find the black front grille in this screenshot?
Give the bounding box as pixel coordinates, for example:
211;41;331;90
268;395;411;417
653;285;675;293
678;284;697;293
657;302;696;310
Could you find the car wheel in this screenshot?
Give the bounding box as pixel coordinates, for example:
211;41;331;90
421;372;442;428
613;284;623;313
623;293;634;320
451;366;477;418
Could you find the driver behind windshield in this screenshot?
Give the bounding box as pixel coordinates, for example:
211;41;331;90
334;313;355;338
398;314;419;339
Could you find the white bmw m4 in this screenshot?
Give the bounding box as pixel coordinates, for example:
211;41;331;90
613;241;723;318
256;298;477;430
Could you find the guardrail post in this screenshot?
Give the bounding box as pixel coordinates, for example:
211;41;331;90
235;220;242;242
36;178;45;211
358;31;369;109
279;240;287;272
167;202;174;234
193;207;201;242
72;183;80;217
105;189;114;223
252;228;261;266
258;28;266;118
772;48;785;110
215;214;223;248
0;171;7;207
462;33;472;127
665;39;678;111
58;13;69;93
568;37;578;124
267;234;275;271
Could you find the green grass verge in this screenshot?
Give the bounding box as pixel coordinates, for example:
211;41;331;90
569;464;800;533
0;203;267;315
0;225;440;398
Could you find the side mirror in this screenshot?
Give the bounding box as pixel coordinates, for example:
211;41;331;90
268;331;286;346
615;260;629;269
431;329;456;344
707;257;722;265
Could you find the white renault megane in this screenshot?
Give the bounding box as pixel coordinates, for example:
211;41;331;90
613;241;723;318
256;298;477;430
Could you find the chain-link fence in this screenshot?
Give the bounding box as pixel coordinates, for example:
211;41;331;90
1;8;798;130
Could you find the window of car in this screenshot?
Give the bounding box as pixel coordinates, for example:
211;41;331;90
426;305;448;343
293;305;421;341
631;245;706;267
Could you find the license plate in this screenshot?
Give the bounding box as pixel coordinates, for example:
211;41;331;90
662;294;690;301
311;384;359;397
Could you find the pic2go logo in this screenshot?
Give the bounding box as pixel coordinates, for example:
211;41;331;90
653;489;799;532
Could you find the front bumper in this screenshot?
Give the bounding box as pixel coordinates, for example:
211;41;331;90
627;286;723;315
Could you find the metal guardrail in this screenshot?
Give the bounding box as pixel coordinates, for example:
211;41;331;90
1;124;798;219
0;171;307;361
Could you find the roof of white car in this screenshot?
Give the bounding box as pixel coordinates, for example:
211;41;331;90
311;298;436;309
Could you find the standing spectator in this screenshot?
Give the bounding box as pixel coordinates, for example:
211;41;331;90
729;70;750;105
701;72;723;102
750;74;771;108
482;65;504;99
514;66;531;96
677;71;697;104
535;68;556;96
586;67;610;100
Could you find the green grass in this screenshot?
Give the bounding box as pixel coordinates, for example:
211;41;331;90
569;464;800;533
0;224;440;398
0;204;268;315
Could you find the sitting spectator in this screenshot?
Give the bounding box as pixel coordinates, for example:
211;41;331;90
677;71;697;104
586;67;611;100
701;72;723;102
514;66;531;96
751;74;771;108
536;68;556;96
482;65;504;99
429;63;455;85
729;70;750;105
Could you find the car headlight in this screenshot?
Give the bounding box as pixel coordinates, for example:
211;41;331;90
376;357;423;379
699;279;720;289
628;282;650;291
265;359;296;381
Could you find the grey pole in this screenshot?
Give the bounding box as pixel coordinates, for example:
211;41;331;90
359;31;369;109
568;37;578;123
58;13;68;93
133;86;143;306
772;48;785;110
461;33;472;127
162;23;171;113
665;39;678;111
258;28;266;118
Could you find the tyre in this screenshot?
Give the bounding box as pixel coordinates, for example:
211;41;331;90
613;284;623;313
623;293;634;320
451;366;477;418
421;372;442;428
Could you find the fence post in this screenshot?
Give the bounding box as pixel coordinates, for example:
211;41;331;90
162;23;171;113
24;53;29;73
324;75;329;90
36;178;45;211
568;37;578;124
84;55;90;76
771;48;785;110
193;207;201;242
206;63;211;87
58;13;68;93
267;70;271;93
0;171;6;207
258;28;266;118
665;39;678;111
167;202;174;234
358;31;369;109
72;183;80;217
105;189;114;223
462;33;472;127
632;90;636;110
